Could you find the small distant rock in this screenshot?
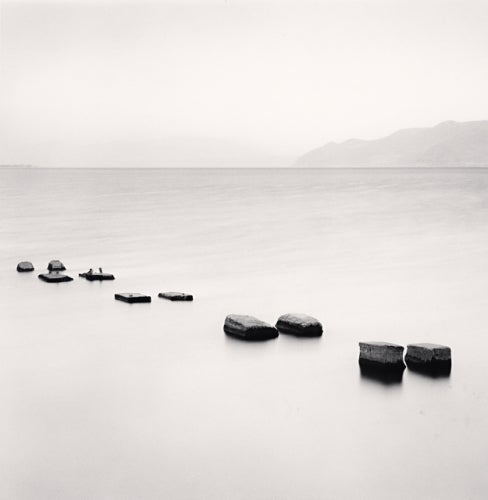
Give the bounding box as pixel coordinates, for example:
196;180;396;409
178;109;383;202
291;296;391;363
79;271;115;281
405;343;451;367
158;292;193;301
17;261;34;272
276;313;323;337
115;293;151;303
224;314;278;341
359;341;405;367
48;260;66;271
38;271;73;283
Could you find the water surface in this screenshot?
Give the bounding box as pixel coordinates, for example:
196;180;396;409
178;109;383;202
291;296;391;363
1;168;488;499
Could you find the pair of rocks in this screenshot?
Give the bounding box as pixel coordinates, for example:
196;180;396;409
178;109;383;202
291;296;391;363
359;341;451;369
224;313;323;340
115;292;193;304
39;260;72;282
17;259;66;273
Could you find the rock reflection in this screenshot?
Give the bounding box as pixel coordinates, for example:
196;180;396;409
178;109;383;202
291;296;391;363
406;362;452;378
359;363;405;385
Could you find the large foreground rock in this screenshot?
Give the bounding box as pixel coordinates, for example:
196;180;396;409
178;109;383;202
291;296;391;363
17;261;34;272
359;341;405;367
48;260;66;271
275;313;323;337
224;314;278;340
405;343;451;367
158;292;193;301
38;272;73;283
115;293;151;303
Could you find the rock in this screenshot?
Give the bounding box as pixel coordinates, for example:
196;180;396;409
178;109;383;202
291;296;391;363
48;260;66;271
405;343;451;367
359;341;405;367
115;293;151;303
275;313;323;337
158;292;193;301
17;261;34;272
79;271;115;281
38;271;73;283
224;314;279;340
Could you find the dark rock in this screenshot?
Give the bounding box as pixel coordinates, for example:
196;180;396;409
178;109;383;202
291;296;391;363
405;343;451;368
17;261;34;272
48;260;66;271
158;292;193;301
275;313;323;337
115;293;151;303
359;341;405;367
224;314;278;341
38;271;73;283
79;271;115;281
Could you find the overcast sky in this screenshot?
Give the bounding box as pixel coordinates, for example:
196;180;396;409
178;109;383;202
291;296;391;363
1;0;487;167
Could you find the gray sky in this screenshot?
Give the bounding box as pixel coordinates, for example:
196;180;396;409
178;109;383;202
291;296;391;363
1;0;488;167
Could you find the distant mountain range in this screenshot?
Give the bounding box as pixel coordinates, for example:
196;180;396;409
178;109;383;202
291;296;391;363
295;120;488;168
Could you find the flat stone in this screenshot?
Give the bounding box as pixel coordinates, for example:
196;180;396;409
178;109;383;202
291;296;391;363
158;292;193;301
406;343;451;367
48;260;66;271
38;272;73;283
359;341;405;367
224;314;278;341
79;272;115;281
17;261;34;272
115;293;151;303
275;313;323;337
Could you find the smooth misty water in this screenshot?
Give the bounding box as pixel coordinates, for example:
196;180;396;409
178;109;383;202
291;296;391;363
1;167;488;499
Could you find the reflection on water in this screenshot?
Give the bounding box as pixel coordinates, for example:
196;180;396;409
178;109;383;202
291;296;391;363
224;333;279;343
1;168;488;500
406;362;452;378
359;363;405;385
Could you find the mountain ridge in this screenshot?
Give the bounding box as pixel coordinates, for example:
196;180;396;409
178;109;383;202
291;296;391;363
295;120;488;167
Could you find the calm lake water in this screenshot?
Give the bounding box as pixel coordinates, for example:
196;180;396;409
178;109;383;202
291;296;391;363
2;167;488;499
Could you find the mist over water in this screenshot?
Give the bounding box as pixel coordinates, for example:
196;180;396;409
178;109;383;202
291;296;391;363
2;168;488;499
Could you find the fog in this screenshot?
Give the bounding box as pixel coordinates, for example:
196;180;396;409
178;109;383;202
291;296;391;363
1;0;487;167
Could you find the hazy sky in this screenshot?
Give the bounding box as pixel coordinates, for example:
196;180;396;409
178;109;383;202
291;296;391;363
1;0;488;166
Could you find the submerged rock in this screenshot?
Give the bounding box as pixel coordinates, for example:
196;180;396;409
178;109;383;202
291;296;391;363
48;260;66;271
224;314;278;340
17;261;34;272
275;313;323;337
158;292;193;301
405;343;451;367
38;271;73;283
359;341;405;367
115;293;151;303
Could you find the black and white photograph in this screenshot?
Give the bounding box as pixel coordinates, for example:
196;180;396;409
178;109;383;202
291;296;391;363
2;0;488;498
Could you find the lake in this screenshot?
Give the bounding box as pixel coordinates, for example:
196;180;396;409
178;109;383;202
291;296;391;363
2;167;488;499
